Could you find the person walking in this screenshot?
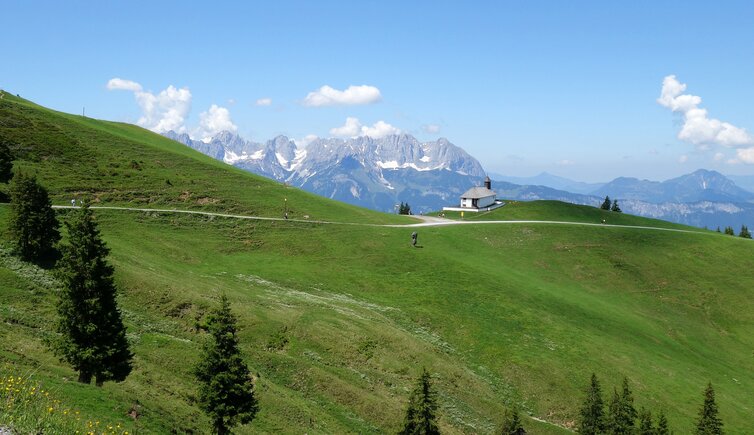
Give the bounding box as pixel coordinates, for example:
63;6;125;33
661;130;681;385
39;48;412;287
411;231;418;247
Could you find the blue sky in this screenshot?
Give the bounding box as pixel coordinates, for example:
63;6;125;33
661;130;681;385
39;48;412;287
2;1;753;182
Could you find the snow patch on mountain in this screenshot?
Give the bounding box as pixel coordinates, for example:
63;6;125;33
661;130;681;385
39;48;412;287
164;130;486;213
275;152;288;167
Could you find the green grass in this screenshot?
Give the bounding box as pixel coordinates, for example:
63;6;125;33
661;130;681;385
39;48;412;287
433;200;703;231
0;93;410;225
0;364;130;434
1;92;753;433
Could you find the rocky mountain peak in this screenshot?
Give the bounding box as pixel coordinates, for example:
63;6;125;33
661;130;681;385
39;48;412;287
164;130;488;212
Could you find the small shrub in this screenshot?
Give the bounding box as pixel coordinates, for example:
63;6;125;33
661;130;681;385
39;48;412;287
266;325;289;351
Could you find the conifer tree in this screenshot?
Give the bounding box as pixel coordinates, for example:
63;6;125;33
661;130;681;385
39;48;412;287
738;225;751;239
195;295;258;434
0;138;13;183
8;173;60;263
601;196;611;210
499;406;526;435
55;203;132;385
655;410;670;435
637;407;653;435
399;367;440;435
695;383;723;435
715;226;721;233
611;199;622;213
578;373;605;434
606;378;636;434
724;226;735;235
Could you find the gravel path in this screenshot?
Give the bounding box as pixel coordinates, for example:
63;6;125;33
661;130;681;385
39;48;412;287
41;205;719;237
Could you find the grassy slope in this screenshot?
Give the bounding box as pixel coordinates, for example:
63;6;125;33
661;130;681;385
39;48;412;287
1;94;753;433
0;93;409;225
434;200;701;231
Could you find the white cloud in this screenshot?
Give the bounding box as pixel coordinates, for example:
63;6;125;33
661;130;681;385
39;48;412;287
107;78;192;134
302;85;382;107
714;152;725;161
735;147;754;164
134;85;192;134
361;120;401;138
255;97;272;106
195;104;237;142
295;134;319;148
330;117;363;137
657;75;753;148
329;117;401;139
423;124;441;134
679;154;688;163
557;159;574;166
106;78;143;92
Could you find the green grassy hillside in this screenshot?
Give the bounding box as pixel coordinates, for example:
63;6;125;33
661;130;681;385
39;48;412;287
434;200;699;231
0;93;409;225
1;94;753;434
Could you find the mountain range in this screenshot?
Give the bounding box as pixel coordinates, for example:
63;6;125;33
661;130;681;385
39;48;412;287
164;131;486;213
164;131;754;228
491;172;606;195
593;171;754;203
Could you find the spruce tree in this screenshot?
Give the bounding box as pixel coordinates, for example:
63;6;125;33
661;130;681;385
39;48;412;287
499;406;526;435
655;410;670;435
715;226;721;233
695;383;723;435
399;367;440;435
0;138;13;183
606;378;636;434
8;173;60;263
611;199;622;213
724;226;735;235
578;373;605;434
195;295;258;434
637;407;653;435
55;203;132;385
601;196;611;210
738;225;751;239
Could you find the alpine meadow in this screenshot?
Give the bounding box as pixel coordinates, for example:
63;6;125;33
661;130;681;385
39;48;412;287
1;89;753;433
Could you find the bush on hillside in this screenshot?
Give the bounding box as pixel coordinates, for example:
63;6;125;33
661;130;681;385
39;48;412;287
499;406;526;434
8;173;60;264
54;203;132;385
399;367;440;435
695;383;723;435
0;138;13;183
195;295;258;434
578;373;605;434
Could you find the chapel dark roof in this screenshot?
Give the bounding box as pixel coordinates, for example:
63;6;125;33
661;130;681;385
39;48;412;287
461;186;496;199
